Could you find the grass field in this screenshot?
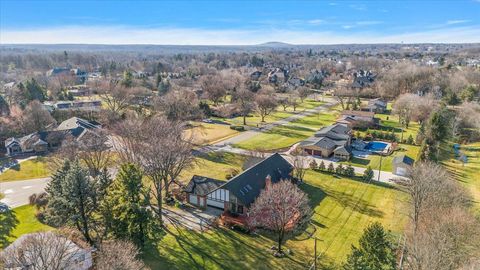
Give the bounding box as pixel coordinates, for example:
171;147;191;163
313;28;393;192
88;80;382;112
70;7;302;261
442;142;480;215
185;122;239;146
212;99;325;128
180;151;245;182
143;169;408;269
0;157;50;182
0;205;52;248
233;104;341;151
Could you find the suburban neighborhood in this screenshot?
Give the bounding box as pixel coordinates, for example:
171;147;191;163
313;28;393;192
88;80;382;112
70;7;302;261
1;1;480;270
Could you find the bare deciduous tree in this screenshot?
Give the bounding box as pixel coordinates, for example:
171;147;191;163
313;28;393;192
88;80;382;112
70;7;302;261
233;87;255;125
248;180;311;256
290;147;308;181
255;90;278;122
96;240;148;270
0;232;89;270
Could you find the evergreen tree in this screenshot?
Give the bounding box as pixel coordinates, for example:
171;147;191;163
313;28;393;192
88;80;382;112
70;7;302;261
309;160;318;170
45;161;98;244
362;166;374;182
336;164;344;175
343;222;396;270
0;95;9;116
406;134;414;145
327;163;335;173
318;160;326;171
345;165;355;177
105;163;152;247
122;70;133;87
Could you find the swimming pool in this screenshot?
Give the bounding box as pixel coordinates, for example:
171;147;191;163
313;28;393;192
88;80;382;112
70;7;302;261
365;141;389;152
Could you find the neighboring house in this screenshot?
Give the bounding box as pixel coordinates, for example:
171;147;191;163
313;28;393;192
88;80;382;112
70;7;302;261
392;155;414;176
362;98;387;113
305;69;328;87
336;110;377;128
43;100;102;111
1;232;93;270
250;70;262;81
4;117;101;157
351;70;376;89
185;153;293;217
299;123;352;160
46;67;88;83
268;68;288;84
286;77;305;89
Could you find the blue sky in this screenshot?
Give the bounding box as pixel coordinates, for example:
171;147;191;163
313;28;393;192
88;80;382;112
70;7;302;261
1;0;479;44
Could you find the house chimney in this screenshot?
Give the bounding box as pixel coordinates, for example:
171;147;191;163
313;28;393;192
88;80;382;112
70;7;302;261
265;175;272;189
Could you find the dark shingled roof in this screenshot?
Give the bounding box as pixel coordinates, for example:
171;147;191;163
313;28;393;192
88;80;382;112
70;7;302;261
393;155;415;166
185;175;225;196
214;153;293;207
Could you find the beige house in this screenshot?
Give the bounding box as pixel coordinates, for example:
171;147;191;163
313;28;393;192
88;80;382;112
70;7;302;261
299;124;352;161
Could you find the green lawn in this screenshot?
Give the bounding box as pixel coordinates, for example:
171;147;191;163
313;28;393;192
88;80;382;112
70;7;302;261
144;169;408;269
0;157;51;182
180;152;245;182
1;205;52;248
442;142;480;215
233;105;341;151
185;122;239;146
344;144;421;172
212;99;325;128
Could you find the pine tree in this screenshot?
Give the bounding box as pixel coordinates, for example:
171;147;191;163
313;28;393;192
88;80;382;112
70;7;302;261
336;164;344;175
362;166;374;182
105;163;152;247
318;160;326;171
309;160;318;170
345;165;355;177
343;222;396;270
45;161;97;244
327;163;335;173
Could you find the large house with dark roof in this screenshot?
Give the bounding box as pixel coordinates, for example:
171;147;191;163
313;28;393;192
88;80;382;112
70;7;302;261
298;123;352;160
4;117;101;157
184;153;293;215
362;98;387;113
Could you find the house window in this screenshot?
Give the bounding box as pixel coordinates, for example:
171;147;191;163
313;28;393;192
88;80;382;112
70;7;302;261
237;205;244;214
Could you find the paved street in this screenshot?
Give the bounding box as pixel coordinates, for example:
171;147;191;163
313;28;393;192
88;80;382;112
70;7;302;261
0;178;50;208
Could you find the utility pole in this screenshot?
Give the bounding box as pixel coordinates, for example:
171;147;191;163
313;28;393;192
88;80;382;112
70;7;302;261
314;237;317;270
377;155;383;182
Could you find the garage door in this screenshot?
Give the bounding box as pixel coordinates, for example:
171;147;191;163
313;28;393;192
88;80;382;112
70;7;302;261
189;194;199;206
396;167;407;176
207;199;224;209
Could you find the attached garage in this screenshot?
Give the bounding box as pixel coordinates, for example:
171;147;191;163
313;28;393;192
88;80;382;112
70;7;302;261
184;175;225;209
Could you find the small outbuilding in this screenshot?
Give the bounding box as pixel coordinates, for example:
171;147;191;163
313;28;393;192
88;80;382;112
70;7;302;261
392;155;414;176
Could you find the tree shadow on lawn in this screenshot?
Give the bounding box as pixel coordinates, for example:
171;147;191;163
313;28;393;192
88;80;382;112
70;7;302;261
0;208;19;248
348;157;371;166
146;224;307;270
325;188;384;218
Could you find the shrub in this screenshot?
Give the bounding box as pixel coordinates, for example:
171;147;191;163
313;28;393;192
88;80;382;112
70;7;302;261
318;160;326;171
327;163;335;173
345;165;355;177
335;164;344;175
406;134;414;145
309;160;318;170
230;125;245;131
363;166;374;182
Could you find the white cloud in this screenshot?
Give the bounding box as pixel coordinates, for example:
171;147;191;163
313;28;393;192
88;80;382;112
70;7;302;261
308;19;325;25
446;20;470;25
1;25;479;45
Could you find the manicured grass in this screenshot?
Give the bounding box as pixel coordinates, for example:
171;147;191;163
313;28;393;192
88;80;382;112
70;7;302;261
180;152;245;182
212;99;326;128
185;122;239;146
0;157;50;182
143;169;408;268
233;125;315;151
442;142;480;215
344;144;421;172
233;105;341;151
0;205;52;248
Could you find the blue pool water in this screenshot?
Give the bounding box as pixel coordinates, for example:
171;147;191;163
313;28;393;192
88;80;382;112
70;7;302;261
365;141;389;152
